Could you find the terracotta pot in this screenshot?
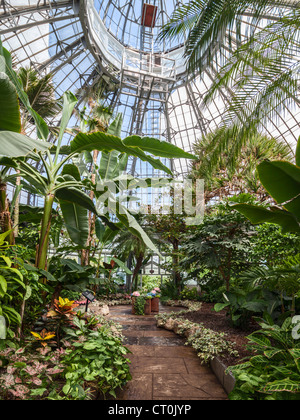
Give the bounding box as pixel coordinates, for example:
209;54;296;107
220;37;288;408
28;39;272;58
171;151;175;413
132;297;136;314
144;299;151;315
151;297;159;313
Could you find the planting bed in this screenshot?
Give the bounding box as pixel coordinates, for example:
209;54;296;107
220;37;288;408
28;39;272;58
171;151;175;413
176;302;257;367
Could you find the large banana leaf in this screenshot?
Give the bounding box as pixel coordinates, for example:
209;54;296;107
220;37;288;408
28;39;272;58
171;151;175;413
55;185;97;214
59;199;89;247
123;135;198;160
0;131;51;157
234;139;300;233
257;160;300;218
0;73;21;133
233;204;300;234
70;131;173;175
296;138;300;167
0;40;49;140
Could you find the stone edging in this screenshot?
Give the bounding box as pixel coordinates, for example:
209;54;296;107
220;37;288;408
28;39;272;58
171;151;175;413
210;357;236;395
156;303;237;395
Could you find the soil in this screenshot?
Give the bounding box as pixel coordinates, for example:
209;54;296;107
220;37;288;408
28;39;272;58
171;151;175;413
176;302;259;367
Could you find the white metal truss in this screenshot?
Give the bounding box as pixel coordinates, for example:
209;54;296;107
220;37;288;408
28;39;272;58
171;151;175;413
0;0;299;184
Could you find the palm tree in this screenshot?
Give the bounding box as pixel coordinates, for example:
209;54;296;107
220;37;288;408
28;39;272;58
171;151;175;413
190;128;293;202
17;67;60;133
159;1;299;161
14;68;60;237
112;215;156;292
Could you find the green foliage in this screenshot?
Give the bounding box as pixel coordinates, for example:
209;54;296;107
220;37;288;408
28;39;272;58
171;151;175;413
156;305;238;364
47;257;96;295
0;314;131;400
234;137;300;234
214;286;280;329
133;296;147;316
180;202;256;291
228;317;300;400
142;275;161;291
0;231;26;336
62;316;131;399
179;286;200;301
251;224;300;267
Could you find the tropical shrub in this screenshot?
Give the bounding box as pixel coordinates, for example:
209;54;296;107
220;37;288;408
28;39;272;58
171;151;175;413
214;286;281;329
61;316;131;399
179;286;200;301
180;202;256;292
0;313;131;400
228;317;300;400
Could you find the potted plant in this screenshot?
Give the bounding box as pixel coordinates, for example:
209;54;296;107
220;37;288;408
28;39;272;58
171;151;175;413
131;291;140;314
144;294;152;315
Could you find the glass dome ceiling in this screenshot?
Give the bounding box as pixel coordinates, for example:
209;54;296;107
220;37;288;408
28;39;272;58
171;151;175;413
93;0;185;52
0;0;299;191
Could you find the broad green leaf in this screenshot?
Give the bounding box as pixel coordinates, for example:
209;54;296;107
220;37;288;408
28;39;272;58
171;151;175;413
55;91;78;160
261;379;300;394
95;219;106;242
55;186;97;214
0;131;51;158
0;275;7;297
248;333;272;349
0;41;49;140
296;136;300;167
0;315;6;339
0;229;14;245
214;302;229;312
123;135;198;160
99;150;120;181
107;113;123;137
62;164;81;182
0;73;21;133
59;199;89;247
2;305;21;325
257;160;300;218
242;301;267;312
233;204;300;234
70;132;173;175
111;257;133;275
24;285;32;301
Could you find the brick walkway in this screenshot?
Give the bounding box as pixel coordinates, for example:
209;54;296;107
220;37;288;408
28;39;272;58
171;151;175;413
108;305;228;400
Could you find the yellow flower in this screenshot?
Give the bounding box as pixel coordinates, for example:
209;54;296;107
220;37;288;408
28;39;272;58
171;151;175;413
31;329;56;347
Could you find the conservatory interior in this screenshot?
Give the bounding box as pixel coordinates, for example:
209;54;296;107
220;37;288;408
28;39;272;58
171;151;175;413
0;0;299;403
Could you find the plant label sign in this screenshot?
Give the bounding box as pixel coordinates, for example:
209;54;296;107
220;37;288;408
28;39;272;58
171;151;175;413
82;290;96;303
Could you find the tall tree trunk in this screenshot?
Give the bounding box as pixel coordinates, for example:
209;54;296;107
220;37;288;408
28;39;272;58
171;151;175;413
172;239;181;295
0;182;15;245
132;253;144;291
81;149;98;266
13;172;21;238
36;193;55;276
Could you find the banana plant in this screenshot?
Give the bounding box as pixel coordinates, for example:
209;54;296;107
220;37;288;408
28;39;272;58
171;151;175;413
70;112;197;257
9;90;196;274
10;92;97;273
0;44;51;243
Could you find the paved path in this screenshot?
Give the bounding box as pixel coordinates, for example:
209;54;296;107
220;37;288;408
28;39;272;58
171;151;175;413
108;305;228;400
